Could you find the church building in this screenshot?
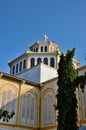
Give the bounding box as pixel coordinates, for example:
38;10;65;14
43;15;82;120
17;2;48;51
0;35;86;130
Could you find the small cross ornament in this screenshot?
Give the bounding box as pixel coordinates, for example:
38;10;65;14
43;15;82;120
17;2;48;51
43;34;48;42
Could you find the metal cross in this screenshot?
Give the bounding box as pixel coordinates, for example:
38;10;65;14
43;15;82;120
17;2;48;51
43;34;48;42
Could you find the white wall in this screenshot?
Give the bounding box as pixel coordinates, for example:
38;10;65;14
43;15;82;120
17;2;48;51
40;64;57;83
17;64;40;83
17;63;58;83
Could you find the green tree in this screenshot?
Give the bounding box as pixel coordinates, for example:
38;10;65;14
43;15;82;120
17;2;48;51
0;109;15;122
55;48;86;130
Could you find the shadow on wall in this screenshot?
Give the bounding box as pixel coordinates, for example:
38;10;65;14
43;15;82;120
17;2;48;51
0;89;38;126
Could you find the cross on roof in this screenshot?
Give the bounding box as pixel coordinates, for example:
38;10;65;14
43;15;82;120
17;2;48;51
43;34;48;42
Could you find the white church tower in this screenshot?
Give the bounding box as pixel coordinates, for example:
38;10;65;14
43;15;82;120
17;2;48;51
8;35;80;83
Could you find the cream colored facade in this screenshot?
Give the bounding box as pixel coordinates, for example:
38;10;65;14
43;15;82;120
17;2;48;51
77;65;86;126
0;72;40;130
0;38;86;130
0;66;86;130
0;72;58;130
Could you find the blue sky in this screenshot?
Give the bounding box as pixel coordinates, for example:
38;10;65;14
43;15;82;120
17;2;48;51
0;0;86;73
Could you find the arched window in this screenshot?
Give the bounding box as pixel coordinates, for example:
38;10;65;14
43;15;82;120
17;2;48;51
50;58;55;67
16;63;18;73
37;58;41;64
41;46;43;52
20;61;22;71
21;92;35;126
1;88;17;123
31;58;35;67
23;59;26;69
42;90;55;126
44;58;48;65
12;65;15;74
36;48;38;52
45;46;47;52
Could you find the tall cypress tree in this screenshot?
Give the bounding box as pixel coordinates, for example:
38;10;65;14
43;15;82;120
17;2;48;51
56;48;78;130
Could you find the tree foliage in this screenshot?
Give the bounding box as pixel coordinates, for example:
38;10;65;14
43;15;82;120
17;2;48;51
56;48;85;130
0;109;15;122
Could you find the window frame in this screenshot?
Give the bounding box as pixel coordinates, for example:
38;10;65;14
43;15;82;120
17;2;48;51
31;58;35;67
44;58;48;65
21;91;36;126
16;63;19;73
50;57;55;67
0;86;17;123
23;59;26;70
42;89;55;126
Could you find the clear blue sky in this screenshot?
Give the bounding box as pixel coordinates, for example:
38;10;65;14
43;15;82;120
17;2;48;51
0;0;86;73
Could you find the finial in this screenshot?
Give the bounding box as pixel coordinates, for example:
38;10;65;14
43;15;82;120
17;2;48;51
43;34;48;42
